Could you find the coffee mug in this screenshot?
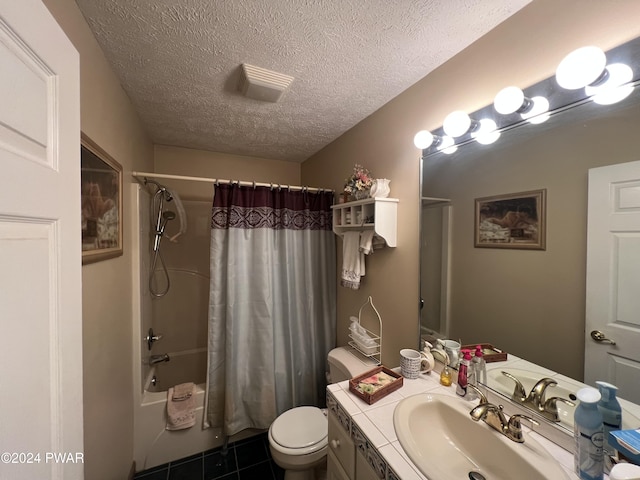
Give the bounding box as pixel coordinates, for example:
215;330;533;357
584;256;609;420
400;348;431;379
434;339;461;368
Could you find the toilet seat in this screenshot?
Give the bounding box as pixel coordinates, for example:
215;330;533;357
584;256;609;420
269;406;328;456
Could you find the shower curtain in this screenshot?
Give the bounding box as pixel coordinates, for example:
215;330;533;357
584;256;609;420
205;183;336;436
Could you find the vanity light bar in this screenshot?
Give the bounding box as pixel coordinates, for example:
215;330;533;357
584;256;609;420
414;42;636;154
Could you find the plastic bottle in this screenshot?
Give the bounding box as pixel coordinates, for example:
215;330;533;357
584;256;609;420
456;349;472;397
472;345;487;385
596;380;622;469
574;387;604;480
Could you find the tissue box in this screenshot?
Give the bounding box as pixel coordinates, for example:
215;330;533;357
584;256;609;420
610;429;640;465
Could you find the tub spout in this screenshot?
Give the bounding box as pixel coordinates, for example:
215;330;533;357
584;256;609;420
149;353;170;365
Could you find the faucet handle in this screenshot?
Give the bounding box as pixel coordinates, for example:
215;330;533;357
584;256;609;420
507;414;539;443
145;328;163;351
501;371;527;401
527;377;557;408
542;396;576;421
467;383;488;404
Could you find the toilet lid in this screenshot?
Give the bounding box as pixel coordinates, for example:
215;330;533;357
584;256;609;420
271;406;327;449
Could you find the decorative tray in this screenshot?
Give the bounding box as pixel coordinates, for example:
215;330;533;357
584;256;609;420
462;343;507;363
348;366;403;405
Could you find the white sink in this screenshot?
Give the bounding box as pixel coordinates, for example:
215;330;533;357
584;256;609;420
393;393;570;480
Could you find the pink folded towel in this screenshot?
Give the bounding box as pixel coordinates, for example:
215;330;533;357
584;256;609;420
172;382;194;401
166;384;196;431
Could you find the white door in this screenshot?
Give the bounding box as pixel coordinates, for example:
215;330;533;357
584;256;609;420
585;160;640;404
0;2;83;480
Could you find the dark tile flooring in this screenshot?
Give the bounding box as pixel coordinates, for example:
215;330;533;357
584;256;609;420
133;433;285;480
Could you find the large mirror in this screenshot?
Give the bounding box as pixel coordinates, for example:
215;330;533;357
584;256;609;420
419;37;640;433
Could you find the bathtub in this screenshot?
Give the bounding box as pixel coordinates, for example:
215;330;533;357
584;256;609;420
133;351;223;471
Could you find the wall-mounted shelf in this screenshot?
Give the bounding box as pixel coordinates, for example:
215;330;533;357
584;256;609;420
331;198;398;247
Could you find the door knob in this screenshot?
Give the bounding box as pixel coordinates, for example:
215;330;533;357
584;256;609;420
590;330;616;345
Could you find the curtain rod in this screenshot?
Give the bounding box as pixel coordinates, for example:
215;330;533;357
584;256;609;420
132;171;334;193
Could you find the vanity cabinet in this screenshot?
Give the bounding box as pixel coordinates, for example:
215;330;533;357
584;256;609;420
331;198;398;247
327;451;351;480
328;410;381;480
356;449;382;480
328;411;355;478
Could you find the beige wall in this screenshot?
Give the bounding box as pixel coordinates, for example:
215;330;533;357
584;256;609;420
43;1;154;478
154;145;300;198
301;0;640;368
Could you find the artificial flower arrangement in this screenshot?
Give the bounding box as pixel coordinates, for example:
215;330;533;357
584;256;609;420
343;164;373;198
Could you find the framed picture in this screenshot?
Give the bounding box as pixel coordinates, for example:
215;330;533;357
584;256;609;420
81;133;123;264
474;189;546;250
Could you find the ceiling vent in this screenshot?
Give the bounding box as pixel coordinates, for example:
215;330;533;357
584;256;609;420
238;64;294;103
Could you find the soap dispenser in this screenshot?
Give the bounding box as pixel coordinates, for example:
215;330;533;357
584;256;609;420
439;351;453;386
421;341;436;373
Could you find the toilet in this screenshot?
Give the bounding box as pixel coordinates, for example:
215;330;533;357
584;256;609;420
268;346;373;480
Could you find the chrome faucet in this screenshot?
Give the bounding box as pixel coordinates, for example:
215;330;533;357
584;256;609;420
149;353;170;365
501;372;575;422
527;377;558;409
468;384;538;443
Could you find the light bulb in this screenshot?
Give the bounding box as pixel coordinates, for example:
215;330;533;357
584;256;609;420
556;46;607;90
585;63;634;105
413;130;434;149
437;135;457;154
521;96;550;124
471;119;500;145
494;86;530;115
443;111;472;138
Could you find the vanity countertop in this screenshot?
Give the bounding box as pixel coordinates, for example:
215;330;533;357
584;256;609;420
327;364;586;480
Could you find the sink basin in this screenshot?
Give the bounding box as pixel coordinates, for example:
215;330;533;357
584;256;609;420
393;393;570;480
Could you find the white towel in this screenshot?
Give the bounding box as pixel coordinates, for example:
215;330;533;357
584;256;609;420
359;230;375;255
172;381;194;401
341;231;365;289
166;384;196;430
372;236;386;250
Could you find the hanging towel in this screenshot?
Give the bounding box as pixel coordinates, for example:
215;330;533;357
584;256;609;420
172;382;194;401
359;230;375;255
166;383;196;430
372;236;386;250
341;231;365;289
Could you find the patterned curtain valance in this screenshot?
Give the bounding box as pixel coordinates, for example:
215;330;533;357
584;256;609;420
211;184;334;231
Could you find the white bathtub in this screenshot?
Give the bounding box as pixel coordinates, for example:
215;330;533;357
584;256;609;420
133;359;223;471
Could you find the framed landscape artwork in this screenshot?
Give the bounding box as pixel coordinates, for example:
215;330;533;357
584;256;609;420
474;189;546;250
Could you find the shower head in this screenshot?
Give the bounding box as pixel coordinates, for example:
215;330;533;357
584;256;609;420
146;178;173;201
152;210;176;252
158;210;175;234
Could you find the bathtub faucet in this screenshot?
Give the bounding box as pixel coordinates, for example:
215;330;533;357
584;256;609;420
149;353;170;365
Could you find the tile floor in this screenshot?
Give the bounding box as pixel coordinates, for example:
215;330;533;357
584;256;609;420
133;433;285;480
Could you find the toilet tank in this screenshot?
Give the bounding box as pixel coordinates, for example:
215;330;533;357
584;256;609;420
327;346;374;383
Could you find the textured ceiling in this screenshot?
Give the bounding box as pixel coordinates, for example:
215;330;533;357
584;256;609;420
75;0;531;162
